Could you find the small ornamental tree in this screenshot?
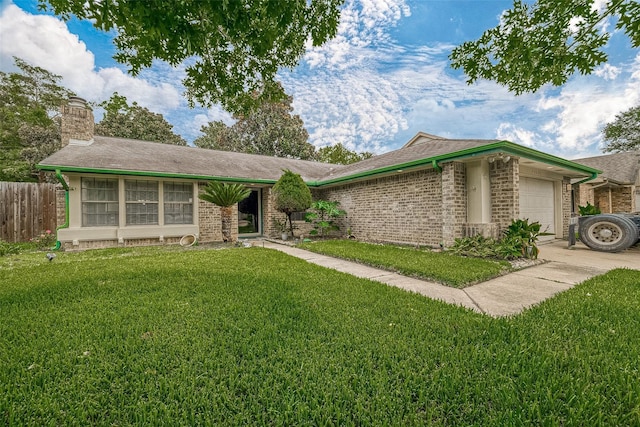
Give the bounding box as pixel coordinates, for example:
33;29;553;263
304;200;346;237
199;181;250;242
272;169;312;235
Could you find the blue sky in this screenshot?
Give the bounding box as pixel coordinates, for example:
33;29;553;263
1;0;638;159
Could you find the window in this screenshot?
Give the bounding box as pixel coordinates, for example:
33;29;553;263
164;182;193;224
125;180;158;225
81;178;119;226
291;211;308;221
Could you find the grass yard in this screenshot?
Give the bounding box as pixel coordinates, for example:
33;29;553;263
1;246;639;425
298;239;511;287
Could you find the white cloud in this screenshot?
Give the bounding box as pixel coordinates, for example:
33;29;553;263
496;123;540;148
535;56;640;154
594;63;620;80
303;0;410;70
0;3;181;114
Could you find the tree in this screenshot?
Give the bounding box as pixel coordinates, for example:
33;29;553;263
95;93;186;145
39;0;342;114
198;181;251;242
304;200;346;237
0;57;74;181
450;0;640;95
272;169;312;234
602;105;640;152
316;143;374;165
193;94;316;160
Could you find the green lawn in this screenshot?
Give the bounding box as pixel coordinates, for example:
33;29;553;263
1;246;639;425
299;239;511;287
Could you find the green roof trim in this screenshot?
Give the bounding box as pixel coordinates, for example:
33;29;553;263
39;140;601;187
309;141;601;187
37;164;278;185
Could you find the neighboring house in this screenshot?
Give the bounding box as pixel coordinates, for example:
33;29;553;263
38;97;600;250
573;151;640;214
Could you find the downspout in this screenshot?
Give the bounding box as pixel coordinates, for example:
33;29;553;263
432;159;442;173
574;172;598;185
53;169;69;250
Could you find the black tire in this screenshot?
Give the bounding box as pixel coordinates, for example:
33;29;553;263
578;214;638;252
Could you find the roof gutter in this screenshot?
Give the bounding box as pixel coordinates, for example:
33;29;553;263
311;141;601;188
38;164;278;186
53;169;69;251
574;172;599;185
38;140;601;189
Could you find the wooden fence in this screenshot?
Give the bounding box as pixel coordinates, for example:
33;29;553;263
0;182;58;242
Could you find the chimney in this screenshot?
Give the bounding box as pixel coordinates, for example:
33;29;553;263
60;96;94;147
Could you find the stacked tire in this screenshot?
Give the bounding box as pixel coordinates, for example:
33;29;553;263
578;214;640;252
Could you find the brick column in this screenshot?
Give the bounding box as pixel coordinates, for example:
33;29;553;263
490;158;519;232
441;162;466;246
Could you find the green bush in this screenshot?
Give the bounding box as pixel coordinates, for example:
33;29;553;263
448;235;499;258
578;201;601;216
30;229;57;250
305;200;346;237
450;219;541;260
0;240;21;257
503;219;541;259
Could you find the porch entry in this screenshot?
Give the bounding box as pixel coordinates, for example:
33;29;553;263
238;189;261;236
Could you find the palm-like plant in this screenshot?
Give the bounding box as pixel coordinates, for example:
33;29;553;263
199;181;251;242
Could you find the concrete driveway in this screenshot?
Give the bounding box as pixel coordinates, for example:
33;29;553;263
261;239;639;317
464;240;639;316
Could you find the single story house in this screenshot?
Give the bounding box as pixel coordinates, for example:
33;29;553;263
573;151;640;214
38;97;600;250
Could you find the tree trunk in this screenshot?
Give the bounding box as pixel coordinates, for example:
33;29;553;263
220;206;234;242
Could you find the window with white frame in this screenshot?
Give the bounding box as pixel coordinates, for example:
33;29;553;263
125;180;159;225
164;182;193;224
81;178;119;226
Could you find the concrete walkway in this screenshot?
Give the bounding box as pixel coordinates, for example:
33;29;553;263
260;240;639;317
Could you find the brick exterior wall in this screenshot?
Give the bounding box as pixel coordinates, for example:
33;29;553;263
574;184;594;211
262;187;288;237
197;182;235;242
61;236;183;251
490;158;519;231
577;184;635;214
317;168;444;246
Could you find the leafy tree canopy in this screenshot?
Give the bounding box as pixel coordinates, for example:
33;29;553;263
272;169;312;233
193;93;315;160
602;105;640;152
95;93;186;145
450;0;640;94
0;57;73;181
316;143;374;165
40;0;343;114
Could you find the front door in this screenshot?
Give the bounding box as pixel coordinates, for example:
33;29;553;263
238;189;261;236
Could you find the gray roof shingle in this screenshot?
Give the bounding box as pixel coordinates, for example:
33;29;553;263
39;133;597;184
573;151;640;184
39;135;340;182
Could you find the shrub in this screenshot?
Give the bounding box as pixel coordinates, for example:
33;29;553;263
272;170;312;234
449;219;541;260
578;202;601;216
305;200;346;237
0;240;21;257
30;229;56;250
503;219;541;259
448;235;498;258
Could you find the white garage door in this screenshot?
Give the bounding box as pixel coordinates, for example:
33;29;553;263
520;177;555;234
